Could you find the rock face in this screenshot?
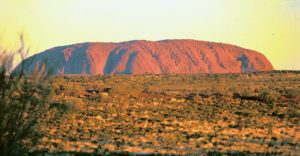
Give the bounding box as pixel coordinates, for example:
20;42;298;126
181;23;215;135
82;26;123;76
15;39;273;75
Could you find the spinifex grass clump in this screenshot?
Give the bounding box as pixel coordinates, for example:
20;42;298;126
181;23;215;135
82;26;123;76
0;36;51;156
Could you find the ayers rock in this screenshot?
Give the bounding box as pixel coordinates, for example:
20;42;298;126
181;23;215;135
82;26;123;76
15;39;273;75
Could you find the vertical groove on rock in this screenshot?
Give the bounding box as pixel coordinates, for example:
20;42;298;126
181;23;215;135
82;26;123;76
104;48;127;75
119;52;138;74
200;50;213;74
207;43;226;69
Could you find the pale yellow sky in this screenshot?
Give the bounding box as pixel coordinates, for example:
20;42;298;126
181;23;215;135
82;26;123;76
0;0;299;70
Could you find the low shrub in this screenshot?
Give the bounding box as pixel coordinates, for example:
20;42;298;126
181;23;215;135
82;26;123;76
259;91;279;103
0;36;51;155
284;88;299;98
60;96;86;112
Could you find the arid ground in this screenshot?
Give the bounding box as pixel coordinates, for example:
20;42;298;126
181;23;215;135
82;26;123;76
28;71;299;155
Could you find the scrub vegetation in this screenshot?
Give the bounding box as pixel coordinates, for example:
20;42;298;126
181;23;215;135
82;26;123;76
0;37;51;156
35;71;299;155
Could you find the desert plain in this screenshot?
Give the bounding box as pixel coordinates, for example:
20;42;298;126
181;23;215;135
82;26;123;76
22;71;300;155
